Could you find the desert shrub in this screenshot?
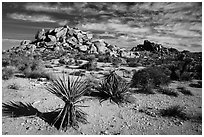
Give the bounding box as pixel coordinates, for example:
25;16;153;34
84;54;96;61
197;81;202;87
46;74;90;130
180;72;193;81
139;84;155;94
23;68;51;80
7;53;42;72
112;57;122;67
79;59;97;71
2;67;15;80
193;63;202;80
189;83;202;88
45;64;53;68
69;71;86;76
157;87;178;97
177;86;193;96
75;60;83;66
166;64;180;80
131;66;170;89
58;58;75;65
97;54;113;63
157;64;172;77
159;105;188;120
126;58;138;63
95;71;132;105
7;83;19;90
2;54;11;67
127;61;142;67
126;58;140;67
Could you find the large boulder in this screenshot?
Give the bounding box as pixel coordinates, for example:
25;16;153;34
62;43;72;50
55;27;68;38
28;44;36;54
77;32;84;43
89;44;98;54
86;33;93;40
54;27;63;33
66;36;78;46
120;50;137;58
20;40;31;46
58;57;75;65
67;28;75;36
35;29;46;41
48;35;57;42
78;45;88;52
93;39;108;54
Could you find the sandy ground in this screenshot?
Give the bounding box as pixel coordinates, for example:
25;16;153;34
2;61;202;135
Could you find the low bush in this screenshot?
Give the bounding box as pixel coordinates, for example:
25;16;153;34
159;105;188;120
131;66;170;89
157;87;178;97
58;58;75;65
112;57;123;68
139;84;155;94
189;81;202;88
23;68;51;80
2;67;15;80
7;83;19;90
2;54;11;67
69;71;86;76
193;63;202;80
127;62;142;67
177;86;193;96
75;60;83;66
45;64;53;68
97;54;113;63
79;59;97;71
180;72;193;81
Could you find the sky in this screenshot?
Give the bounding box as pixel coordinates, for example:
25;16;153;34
2;2;202;52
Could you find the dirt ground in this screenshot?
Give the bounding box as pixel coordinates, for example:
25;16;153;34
2;61;202;135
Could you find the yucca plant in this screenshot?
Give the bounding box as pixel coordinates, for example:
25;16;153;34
45;74;90;131
95;71;131;105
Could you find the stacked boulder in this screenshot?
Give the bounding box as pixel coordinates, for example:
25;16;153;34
6;25;134;58
130;40;176;55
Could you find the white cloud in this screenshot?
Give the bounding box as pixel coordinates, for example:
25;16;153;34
7;13;56;23
24;3;73;14
58;20;69;26
79;22;150;34
7;13;70;26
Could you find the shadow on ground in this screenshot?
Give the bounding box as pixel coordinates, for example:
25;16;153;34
2;101;66;130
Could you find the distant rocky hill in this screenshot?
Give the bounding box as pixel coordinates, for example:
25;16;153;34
130;40;180;55
3;25;200;61
4;25;138;59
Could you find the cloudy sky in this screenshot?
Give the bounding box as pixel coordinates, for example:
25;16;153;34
2;2;202;51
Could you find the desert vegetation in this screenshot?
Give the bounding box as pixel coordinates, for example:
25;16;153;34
2;25;202;135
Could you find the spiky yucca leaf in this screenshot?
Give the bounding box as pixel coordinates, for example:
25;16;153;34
45;74;90;131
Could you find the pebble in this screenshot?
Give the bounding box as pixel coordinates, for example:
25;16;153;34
26;126;30;130
21;122;25;126
174;121;183;126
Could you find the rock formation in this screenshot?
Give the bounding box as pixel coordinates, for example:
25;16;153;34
130;40;179;55
5;25;136;58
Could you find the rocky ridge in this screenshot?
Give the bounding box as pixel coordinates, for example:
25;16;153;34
3;25;200;62
130;40;180;55
5;25;137;59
